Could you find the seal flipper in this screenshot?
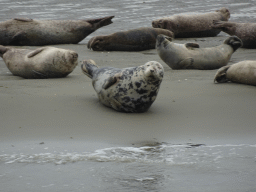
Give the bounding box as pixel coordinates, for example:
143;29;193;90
109;98;123;111
214;65;230;83
185;43;200;49
14;18;33;22
102;75;119;90
86;16;114;30
178;58;194;69
27;47;46;58
0;45;7;57
31;70;48;79
81;59;99;79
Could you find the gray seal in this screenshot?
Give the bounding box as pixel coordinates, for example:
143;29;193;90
0;16;114;46
81;59;164;113
87;27;174;51
213;20;256;48
0;45;78;78
214;61;256;86
152;8;230;38
156;35;242;70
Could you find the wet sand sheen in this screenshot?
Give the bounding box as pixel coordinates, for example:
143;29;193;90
0;0;256;191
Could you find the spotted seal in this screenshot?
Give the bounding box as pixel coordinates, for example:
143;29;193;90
156;35;242;70
213;20;256;48
0;16;114;46
81;59;164;112
87;27;174;51
152;8;230;38
214;61;256;86
0;45;78;78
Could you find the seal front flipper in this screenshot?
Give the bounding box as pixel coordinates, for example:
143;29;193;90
31;70;48;79
81;59;99;79
185;43;200;49
27;47;46;58
178;58;194;69
102;73;121;89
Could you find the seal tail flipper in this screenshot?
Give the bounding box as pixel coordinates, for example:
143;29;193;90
13;18;33;22
81;59;99;79
86;16;114;30
214;65;230;83
224;36;243;51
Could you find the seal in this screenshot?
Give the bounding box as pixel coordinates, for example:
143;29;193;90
156;35;242;70
213;20;256;48
152;7;230;38
0;16;114;46
87;27;174;51
81;59;164;113
214;61;256;86
0;45;78;79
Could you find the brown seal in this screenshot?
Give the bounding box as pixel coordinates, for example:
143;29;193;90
0;45;78;78
214;61;256;86
0;16;114;46
152;8;230;38
213;20;256;48
87;27;174;51
156;35;242;70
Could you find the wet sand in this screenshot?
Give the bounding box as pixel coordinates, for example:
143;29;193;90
1;34;255;149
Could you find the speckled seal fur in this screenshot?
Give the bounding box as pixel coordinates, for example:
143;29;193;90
156;35;242;70
152;7;230;38
0;45;78;79
87;27;174;51
0;16;114;46
81;59;164;113
214;60;256;86
213;20;256;48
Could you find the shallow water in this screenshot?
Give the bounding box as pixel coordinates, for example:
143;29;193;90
1;0;256;191
1;142;256;191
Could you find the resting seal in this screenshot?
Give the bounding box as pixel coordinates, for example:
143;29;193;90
156;35;242;70
213;20;256;48
214;61;256;86
87;27;174;51
0;16;114;46
81;59;164;113
0;45;78;78
152;8;230;38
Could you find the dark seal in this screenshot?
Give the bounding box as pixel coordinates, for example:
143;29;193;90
152;8;230;38
81;59;164;112
0;16;114;46
87;27;174;51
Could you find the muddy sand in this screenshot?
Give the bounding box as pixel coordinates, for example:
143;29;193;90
1;34;255;149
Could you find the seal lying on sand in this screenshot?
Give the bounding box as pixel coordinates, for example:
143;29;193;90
0;16;114;46
156;35;242;70
152;8;230;38
213;20;256;48
81;59;164;112
0;45;78;78
87;27;174;51
214;61;256;86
